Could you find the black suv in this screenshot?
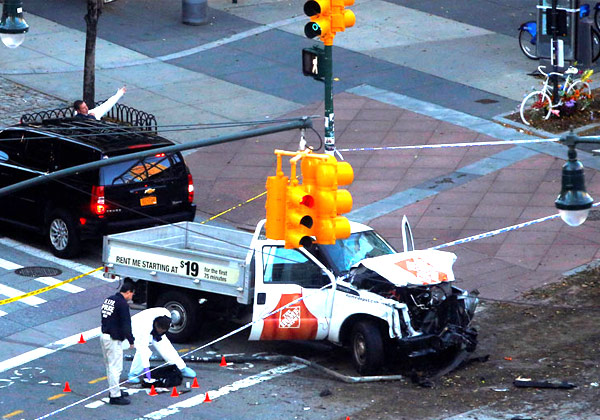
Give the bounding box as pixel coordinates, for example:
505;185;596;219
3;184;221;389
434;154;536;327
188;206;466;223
0;109;196;258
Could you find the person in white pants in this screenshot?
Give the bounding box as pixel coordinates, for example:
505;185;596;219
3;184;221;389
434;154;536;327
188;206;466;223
127;307;196;383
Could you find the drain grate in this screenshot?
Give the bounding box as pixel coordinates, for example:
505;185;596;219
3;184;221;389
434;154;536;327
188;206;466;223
475;98;499;104
15;266;62;277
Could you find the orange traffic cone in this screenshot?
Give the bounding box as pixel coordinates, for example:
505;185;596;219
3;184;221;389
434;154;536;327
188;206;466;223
63;382;72;392
203;392;212;403
191;377;200;388
220;356;227;367
171;387;179;397
149;385;158;396
78;334;86;344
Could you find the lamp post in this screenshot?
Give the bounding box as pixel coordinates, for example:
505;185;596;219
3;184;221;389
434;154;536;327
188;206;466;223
555;131;595;226
0;0;29;49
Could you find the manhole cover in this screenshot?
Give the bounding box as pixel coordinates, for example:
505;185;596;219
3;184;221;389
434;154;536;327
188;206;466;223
14;267;62;277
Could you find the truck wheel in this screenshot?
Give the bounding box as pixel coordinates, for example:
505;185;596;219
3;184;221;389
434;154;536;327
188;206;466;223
155;291;200;343
351;320;384;375
47;209;81;258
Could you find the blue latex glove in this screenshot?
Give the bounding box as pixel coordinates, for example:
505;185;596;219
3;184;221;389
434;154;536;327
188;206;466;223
143;367;151;380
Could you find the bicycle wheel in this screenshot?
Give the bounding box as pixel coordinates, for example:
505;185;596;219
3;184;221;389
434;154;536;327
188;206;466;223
520;91;552;125
592;28;600;62
567;80;592;109
518;28;538;60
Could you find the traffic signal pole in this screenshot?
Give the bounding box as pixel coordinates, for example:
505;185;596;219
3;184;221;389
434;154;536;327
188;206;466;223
324;44;335;154
303;0;355;155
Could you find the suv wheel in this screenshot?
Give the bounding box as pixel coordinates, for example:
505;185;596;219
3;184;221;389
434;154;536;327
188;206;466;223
47;209;81;258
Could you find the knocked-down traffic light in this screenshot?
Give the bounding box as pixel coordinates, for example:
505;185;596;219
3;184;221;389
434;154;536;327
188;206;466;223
306;154;353;244
265;150;353;249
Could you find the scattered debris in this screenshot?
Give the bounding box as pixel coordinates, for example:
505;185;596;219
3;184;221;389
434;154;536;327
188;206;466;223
513;378;576;389
319;388;332;397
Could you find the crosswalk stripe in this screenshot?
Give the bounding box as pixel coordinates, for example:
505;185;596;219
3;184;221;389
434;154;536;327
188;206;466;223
34;277;84;294
0;284;46;306
0;257;22;270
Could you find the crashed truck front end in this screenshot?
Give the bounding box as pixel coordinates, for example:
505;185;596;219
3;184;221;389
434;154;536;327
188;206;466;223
350;250;478;358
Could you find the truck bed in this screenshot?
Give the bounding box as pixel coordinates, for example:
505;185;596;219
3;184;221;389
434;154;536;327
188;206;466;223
103;222;255;304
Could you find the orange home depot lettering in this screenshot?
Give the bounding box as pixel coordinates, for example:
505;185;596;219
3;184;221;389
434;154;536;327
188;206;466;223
395;257;448;285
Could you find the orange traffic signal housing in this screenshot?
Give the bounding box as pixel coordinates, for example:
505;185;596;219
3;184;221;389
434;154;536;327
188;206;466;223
266;150;353;248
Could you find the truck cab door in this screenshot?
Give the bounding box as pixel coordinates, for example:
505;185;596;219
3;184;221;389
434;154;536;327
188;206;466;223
250;245;334;341
401;215;415;252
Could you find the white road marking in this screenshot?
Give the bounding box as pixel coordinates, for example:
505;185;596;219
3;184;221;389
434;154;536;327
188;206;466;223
0;257;22;270
0;237;110;281
34;277;85;294
85;401;105;409
134;363;306;419
0;309;7;317
0;283;46;306
0;327;101;373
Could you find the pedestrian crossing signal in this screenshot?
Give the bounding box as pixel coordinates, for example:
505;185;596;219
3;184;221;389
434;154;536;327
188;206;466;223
302;46;324;81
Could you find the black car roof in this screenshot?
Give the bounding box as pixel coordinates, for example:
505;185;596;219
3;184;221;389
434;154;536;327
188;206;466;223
14;118;174;155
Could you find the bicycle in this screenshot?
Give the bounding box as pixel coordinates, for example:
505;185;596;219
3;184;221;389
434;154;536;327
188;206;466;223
519;65;593;125
519;3;600;62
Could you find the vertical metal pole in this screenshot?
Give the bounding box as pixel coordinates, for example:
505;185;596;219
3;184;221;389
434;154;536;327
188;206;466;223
551;0;559;104
323;44;335;155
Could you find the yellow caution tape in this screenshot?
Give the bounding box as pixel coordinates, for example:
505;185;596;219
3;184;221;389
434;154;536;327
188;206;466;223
0;266;103;306
200;191;267;224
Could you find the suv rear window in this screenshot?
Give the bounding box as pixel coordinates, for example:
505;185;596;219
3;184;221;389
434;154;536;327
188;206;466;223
100;153;184;186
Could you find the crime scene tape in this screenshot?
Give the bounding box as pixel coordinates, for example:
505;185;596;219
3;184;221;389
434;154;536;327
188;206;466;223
337;138;559;153
432;202;600;250
200;191;267;224
0;267;103;306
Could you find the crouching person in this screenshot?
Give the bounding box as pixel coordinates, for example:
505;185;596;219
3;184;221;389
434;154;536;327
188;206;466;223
127;307;196;383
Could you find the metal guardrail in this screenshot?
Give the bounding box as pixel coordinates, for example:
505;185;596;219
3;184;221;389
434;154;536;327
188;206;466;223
20;102;158;133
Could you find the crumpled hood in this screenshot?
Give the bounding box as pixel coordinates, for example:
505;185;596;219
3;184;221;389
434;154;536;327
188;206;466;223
358;250;457;287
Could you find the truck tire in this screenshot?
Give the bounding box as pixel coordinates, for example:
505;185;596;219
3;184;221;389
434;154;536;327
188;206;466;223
47;209;81;258
155;291;200;343
350;320;384;375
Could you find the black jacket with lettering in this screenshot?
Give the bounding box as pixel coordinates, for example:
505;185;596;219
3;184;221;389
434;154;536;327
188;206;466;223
101;292;134;345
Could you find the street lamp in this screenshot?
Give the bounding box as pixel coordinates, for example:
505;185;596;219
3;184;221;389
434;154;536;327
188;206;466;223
555;131;595;226
0;0;29;49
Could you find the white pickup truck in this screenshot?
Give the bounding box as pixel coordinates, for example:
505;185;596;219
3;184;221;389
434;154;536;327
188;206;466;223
103;218;478;374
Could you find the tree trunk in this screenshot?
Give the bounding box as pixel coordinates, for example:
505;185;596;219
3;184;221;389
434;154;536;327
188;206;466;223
83;0;102;106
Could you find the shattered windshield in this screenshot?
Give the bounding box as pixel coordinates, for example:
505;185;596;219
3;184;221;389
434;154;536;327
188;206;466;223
320;230;396;275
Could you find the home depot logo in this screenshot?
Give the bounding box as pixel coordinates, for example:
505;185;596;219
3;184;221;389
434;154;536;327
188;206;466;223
395;257;447;284
279;306;301;328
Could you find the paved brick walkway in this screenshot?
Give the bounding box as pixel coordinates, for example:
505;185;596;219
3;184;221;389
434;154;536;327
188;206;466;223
0;76;66;127
185;92;600;301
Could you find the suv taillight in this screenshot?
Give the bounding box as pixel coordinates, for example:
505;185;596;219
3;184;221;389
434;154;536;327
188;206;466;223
188;174;194;203
91;185;106;216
